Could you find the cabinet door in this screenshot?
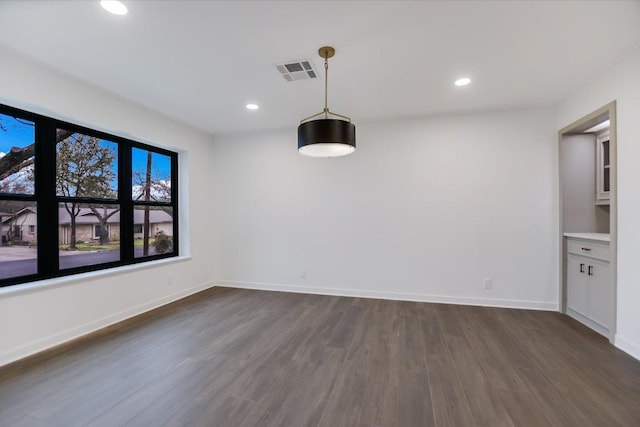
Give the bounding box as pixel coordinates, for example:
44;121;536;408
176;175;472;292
587;260;611;330
567;255;588;316
596;131;611;205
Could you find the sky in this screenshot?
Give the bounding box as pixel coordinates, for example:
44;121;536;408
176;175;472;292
132;147;171;179
0;112;171;195
0;112;34;154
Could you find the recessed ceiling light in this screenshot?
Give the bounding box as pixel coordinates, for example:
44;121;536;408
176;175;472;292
100;1;128;16
246;104;259;110
454;77;471;87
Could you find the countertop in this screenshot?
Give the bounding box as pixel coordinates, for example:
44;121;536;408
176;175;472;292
563;232;610;242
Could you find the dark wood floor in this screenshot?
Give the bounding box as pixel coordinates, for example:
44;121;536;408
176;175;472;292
1;287;639;426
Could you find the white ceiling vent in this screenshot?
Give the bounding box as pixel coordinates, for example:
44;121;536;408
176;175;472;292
275;59;317;82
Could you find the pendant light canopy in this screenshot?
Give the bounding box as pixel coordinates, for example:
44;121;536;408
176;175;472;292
298;46;356;157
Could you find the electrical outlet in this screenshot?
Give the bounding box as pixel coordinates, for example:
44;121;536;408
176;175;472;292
300;270;307;279
483;277;492;290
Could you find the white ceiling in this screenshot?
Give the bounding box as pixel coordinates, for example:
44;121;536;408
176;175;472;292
0;1;639;135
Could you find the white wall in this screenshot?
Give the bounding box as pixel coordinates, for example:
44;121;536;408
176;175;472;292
0;45;215;366
558;44;640;360
211;108;559;310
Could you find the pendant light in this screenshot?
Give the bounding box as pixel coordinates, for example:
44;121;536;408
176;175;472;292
298;46;356;157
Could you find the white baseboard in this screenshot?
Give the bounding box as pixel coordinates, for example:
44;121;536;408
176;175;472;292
214;280;559;311
0;281;215;367
615;334;640;362
565;307;609;338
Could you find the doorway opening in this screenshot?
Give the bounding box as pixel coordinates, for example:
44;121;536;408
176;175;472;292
558;101;616;343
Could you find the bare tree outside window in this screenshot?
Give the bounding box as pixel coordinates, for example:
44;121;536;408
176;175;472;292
56;132;118;250
132;148;173;257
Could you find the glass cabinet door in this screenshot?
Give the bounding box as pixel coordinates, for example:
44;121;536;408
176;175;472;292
596;131;610;205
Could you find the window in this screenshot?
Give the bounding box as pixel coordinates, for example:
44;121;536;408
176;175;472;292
56;130;121;270
0;103;178;287
1;111;37;281
0;112;35;195
134;206;174;257
131;148;175;258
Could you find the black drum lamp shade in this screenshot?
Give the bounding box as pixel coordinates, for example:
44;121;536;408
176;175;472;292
298;119;355;157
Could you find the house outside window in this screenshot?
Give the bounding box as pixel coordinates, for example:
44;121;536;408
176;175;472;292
94;224;107;239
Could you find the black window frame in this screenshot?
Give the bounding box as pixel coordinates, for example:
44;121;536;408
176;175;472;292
0;103;179;288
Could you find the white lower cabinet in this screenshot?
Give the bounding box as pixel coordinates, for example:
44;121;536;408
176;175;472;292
565;238;611;337
567;255;588;316
586;258;611;330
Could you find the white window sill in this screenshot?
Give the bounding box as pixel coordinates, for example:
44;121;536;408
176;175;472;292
0;256;192;298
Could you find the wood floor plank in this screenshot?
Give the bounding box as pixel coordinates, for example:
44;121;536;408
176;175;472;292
491;307;638;426
451;305;527;392
397;369;436;426
399;314;429;374
1;288;639;426
472;308;596;427
523;309;640;395
426;354;476;427
420;309;476;426
86;357;224;426
435;305;515;426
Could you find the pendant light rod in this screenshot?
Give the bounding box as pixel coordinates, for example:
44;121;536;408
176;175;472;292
324;55;329;118
299;46;352;124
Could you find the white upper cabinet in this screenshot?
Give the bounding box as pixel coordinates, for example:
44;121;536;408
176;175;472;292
596;130;610;205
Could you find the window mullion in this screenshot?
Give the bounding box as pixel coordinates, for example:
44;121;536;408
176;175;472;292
120;144;133;263
35;119;59;276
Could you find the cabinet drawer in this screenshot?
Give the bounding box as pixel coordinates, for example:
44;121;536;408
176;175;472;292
567;239;610;261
